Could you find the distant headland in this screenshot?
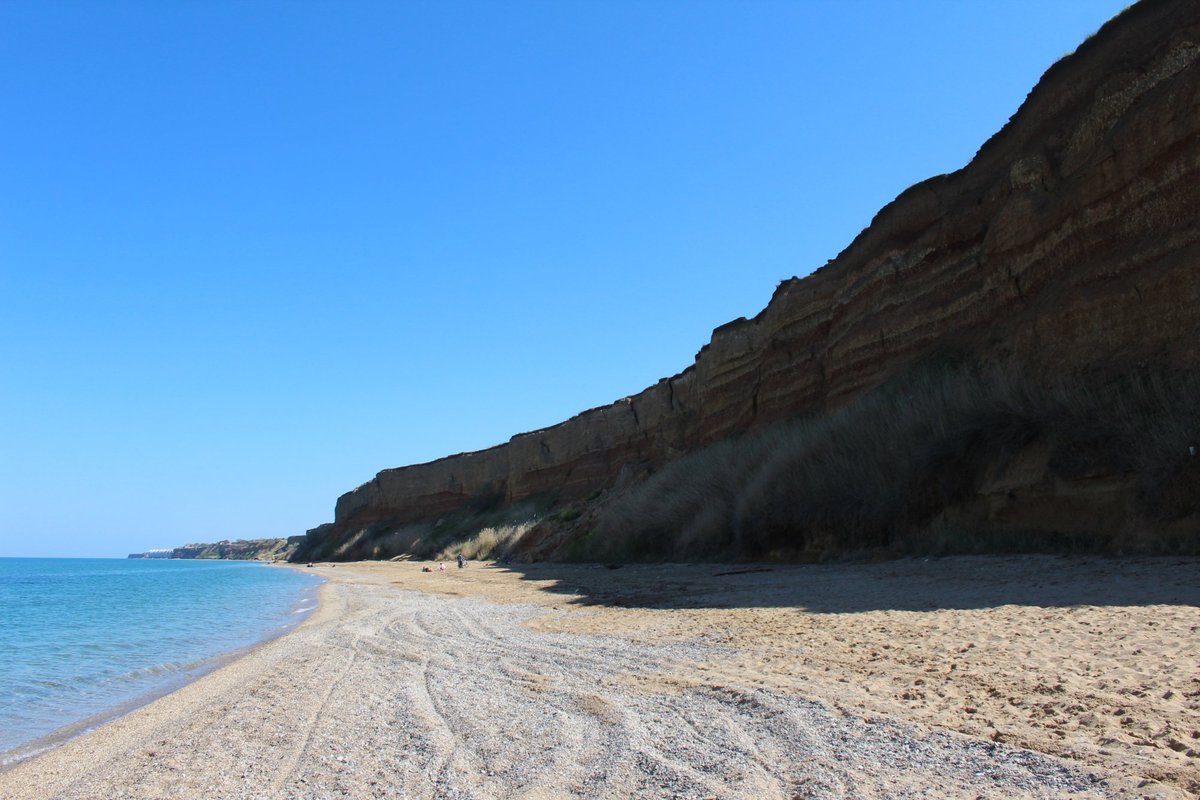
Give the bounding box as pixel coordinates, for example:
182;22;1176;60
127;537;303;561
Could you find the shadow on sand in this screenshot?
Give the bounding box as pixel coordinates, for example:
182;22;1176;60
493;555;1200;614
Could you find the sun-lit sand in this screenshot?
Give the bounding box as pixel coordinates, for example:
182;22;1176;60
1;556;1195;798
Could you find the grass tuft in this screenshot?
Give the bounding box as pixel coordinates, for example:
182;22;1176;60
433;522;535;561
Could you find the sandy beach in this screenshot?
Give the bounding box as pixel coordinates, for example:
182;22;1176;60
0;556;1195;799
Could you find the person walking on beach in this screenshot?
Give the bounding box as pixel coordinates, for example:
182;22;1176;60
456;553;465;569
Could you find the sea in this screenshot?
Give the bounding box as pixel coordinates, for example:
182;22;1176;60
0;557;323;766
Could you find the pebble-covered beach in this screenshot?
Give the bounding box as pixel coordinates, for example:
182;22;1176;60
1;557;1195;799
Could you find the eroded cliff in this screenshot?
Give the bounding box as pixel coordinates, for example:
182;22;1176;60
172;538;303;561
298;0;1200;560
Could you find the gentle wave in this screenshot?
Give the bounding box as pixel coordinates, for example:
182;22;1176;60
0;558;322;763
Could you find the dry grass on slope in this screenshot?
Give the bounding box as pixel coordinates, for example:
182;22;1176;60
565;363;1200;563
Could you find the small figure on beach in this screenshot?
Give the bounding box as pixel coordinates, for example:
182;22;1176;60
438;562;446;572
456;553;465;569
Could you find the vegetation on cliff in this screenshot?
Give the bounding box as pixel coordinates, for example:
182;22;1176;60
544;362;1200;562
293;361;1200;564
295;495;549;563
172;538;301;561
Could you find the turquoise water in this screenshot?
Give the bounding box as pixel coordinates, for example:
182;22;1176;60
0;558;322;763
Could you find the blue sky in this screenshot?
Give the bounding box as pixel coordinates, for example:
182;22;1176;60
1;1;1129;557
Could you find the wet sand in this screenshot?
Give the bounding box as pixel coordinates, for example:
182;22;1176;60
0;556;1195;798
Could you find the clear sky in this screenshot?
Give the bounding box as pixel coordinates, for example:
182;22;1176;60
1;1;1130;557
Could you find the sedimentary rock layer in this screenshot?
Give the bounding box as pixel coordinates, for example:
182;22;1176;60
309;0;1200;544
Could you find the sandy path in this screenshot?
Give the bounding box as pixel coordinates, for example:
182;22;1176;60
0;557;1193;799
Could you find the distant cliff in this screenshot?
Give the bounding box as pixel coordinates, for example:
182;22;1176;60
127;549;174;559
297;0;1200;561
130;538;303;561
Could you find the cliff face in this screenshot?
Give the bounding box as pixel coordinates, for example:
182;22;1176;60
303;0;1200;553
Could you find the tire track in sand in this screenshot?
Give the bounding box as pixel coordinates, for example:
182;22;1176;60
266;632;362;797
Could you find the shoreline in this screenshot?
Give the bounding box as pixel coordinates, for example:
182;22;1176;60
0;556;1194;799
0;564;325;775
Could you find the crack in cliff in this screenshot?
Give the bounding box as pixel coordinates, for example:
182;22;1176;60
1014;273;1025;301
810;347;827;389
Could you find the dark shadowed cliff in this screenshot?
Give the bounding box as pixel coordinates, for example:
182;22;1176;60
297;0;1200;562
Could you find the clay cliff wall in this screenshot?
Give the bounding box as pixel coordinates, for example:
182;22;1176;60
308;0;1200;546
